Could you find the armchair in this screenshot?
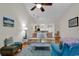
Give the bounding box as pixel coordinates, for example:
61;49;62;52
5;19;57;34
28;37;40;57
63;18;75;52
0;38;22;56
51;43;70;56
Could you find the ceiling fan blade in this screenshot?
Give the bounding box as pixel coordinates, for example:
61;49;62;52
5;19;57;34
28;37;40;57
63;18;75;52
31;6;36;11
40;7;45;12
41;3;52;6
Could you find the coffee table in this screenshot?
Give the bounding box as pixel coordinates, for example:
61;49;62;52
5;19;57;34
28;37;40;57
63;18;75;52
30;42;50;52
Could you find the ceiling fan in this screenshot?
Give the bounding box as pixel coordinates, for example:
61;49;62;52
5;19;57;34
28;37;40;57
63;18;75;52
31;3;52;12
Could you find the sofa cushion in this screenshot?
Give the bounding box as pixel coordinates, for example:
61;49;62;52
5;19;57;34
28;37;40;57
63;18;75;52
51;43;62;56
62;43;70;56
70;44;79;56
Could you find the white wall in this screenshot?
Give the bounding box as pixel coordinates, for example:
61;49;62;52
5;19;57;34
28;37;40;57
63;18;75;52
59;4;79;38
0;3;31;48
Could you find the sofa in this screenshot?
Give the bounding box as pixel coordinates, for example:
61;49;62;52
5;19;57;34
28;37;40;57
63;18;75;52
0;38;22;56
51;40;79;56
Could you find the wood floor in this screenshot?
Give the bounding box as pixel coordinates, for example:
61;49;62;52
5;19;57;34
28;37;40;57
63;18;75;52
22;41;29;48
14;41;29;56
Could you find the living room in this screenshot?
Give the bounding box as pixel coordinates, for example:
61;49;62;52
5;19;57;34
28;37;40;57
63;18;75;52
0;3;79;56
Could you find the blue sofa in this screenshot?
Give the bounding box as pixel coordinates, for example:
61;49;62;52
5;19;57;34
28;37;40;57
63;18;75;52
51;43;79;56
69;43;79;56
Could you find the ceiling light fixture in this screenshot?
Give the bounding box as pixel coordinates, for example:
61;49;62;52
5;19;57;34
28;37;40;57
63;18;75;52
36;4;42;8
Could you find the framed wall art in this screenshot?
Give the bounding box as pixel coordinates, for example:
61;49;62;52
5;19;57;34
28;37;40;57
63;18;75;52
68;17;78;28
3;17;14;27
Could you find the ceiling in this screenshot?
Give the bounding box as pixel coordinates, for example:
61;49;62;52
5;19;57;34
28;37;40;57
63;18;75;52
24;3;72;24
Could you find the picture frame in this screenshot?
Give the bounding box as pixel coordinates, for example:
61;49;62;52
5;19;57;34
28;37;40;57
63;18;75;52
68;17;78;28
3;17;14;27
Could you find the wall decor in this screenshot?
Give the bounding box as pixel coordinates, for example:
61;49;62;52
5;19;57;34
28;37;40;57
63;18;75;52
3;17;14;27
68;17;78;28
35;25;40;32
